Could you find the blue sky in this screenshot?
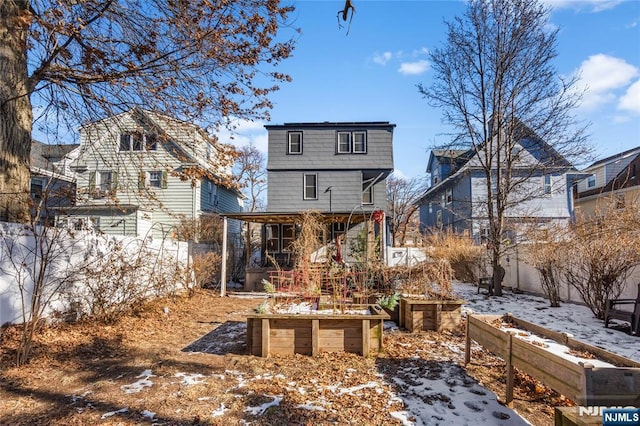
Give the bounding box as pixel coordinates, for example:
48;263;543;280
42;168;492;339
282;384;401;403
222;0;640;180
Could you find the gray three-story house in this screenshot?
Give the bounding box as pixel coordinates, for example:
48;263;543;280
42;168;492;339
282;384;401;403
263;121;395;263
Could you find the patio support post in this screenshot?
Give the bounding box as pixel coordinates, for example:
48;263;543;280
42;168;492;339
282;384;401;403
220;216;228;297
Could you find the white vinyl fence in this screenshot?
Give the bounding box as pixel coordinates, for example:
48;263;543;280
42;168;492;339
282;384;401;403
0;222;191;325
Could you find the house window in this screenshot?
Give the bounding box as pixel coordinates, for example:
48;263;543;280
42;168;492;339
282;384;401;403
353;132;367;153
207;181;218;205
281;224;294;252
288;132;303;154
436;210;442;227
89;170;116;198
446;188;453;204
119;132;157;152
30;178;45;199
428;202;433;214
303;174;317;200
337;131;367;154
266;224;280;252
543;175;552;195
337;132;351;153
362;173;376;205
587;175;596;188
149;171;162;188
331;222;346;240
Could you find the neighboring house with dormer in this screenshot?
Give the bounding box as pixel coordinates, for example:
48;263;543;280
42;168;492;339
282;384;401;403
261;121;395;263
30;140;79;225
417;133;582;242
574;146;640;218
58;108;243;240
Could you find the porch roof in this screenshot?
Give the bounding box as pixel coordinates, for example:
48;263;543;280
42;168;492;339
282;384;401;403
220;211;370;225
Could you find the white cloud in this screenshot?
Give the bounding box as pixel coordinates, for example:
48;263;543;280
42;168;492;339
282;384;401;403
411;47;429;57
373;51;393;65
215;118;268;154
542;0;622;13
575;54;638;111
398;60;430;76
618;79;640;114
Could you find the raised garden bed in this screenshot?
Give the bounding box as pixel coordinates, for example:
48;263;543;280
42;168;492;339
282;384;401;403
465;313;640;406
399;298;464;332
246;304;389;357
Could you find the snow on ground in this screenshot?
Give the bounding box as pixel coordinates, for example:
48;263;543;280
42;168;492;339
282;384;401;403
454;282;640;362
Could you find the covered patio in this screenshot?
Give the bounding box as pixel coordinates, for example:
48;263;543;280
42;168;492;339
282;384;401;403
218;210;385;295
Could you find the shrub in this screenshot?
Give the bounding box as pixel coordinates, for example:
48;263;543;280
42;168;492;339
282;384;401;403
425;230;483;283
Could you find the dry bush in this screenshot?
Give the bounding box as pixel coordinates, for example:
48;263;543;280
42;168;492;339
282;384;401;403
524;226;565;307
386;260;454;299
290;211;325;294
562;207;640;319
192;252;221;290
173;215;223;244
425;230;483;283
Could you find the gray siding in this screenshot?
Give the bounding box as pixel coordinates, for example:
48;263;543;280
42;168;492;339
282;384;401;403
265;122;394;213
268;170;387;213
266;123;394;171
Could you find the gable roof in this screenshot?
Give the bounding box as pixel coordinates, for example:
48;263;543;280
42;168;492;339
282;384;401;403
417;122;574;205
30;140;79;182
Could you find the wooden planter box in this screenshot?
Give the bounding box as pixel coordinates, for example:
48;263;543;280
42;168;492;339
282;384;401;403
465;314;640;406
246;305;389;357
399;298;463;332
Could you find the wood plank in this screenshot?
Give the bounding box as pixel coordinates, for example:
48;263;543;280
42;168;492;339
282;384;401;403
261;318;270;358
362;319;370;356
312;319;319;356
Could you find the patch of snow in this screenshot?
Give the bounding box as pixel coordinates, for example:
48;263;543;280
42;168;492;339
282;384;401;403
174;372;207;385
120;370;155;394
101;407;129;419
141;409;155;419
244;395;283;416
212;403;228;417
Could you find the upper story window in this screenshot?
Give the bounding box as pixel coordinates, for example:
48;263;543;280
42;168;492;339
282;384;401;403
288;132;303;154
303;174;317;200
90;170;117;198
138;171;167;189
543;174;552;195
149;171;162;188
119;131;157;152
362;173;376;205
337;131;367;154
445;188;453;204
587;175;596;188
207;181;218;205
30;178;45;199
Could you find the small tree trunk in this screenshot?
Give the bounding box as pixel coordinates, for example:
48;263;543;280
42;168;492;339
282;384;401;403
0;1;33;223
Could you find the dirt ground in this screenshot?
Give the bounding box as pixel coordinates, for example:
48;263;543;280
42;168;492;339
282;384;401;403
0;290;570;425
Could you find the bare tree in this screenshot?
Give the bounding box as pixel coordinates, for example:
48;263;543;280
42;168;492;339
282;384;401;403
419;0;589;296
234;143;267;269
235;144;267;213
387;174;427;246
562;207;640;320
0;0;297;223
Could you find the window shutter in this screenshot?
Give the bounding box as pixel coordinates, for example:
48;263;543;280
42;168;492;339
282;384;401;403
111;172;118;191
138;172;146;189
161;171;168;189
89;172;96;192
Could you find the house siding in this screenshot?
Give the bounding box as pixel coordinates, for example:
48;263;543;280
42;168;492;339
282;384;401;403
67;110;241;239
266;124;394;171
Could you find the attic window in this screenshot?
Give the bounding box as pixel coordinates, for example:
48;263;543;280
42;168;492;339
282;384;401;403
119;132;157;152
587;175;596;188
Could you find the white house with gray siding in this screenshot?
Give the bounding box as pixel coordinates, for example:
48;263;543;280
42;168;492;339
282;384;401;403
58;108;243;240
